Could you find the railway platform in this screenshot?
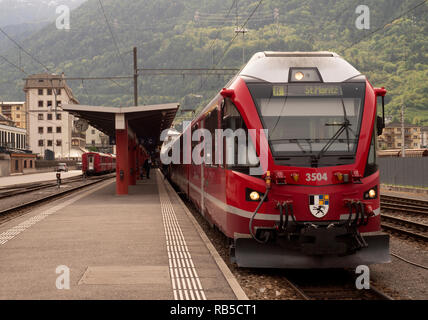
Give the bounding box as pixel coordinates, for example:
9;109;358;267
0;170;246;300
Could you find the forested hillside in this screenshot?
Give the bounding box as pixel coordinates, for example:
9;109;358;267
0;0;426;125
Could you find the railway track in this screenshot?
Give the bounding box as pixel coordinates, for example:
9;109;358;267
380;194;428;241
282;270;393;300
380;195;428;216
0;174;90;199
0;174;114;222
381;214;428;241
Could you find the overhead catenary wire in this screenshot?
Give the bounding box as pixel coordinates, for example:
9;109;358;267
0;27;53;73
204;0;238;58
343;0;427;51
0;54;28;75
98;0;127;71
198;0;264;92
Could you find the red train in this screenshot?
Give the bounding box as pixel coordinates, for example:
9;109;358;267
82;152;116;175
166;51;390;268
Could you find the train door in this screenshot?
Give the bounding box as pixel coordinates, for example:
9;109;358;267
203;104;225;227
189;122;202;212
201;120;205;217
88;154;95;171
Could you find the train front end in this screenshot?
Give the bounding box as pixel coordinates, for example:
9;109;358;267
229;52;390;268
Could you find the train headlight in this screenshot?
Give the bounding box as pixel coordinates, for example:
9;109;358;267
294;72;304;81
363;186;378;199
246;188;266;202
289;68;322;82
250;191;261;201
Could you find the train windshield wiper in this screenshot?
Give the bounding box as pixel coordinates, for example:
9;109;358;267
315;98;354;161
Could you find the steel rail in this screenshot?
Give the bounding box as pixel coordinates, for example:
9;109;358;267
381;214;428;232
283;275;393;300
0;175;98;199
381;223;428;241
0;175;114;219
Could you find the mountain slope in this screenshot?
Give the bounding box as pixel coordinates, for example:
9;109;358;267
0;0;426;125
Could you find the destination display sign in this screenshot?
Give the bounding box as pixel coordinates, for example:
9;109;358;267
271;84;343;97
288;84;343;96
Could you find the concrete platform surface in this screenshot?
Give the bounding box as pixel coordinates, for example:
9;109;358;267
0;170;83;187
0;171;240;300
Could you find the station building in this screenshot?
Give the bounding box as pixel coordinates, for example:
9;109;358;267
0;121;36;176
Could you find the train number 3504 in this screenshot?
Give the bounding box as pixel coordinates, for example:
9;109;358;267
306;173;328;182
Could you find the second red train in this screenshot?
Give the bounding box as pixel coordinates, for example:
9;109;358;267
82;152;116;175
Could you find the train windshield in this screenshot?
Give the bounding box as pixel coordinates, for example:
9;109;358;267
247;82;366;167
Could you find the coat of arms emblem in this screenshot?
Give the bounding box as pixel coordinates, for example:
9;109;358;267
309;195;330;218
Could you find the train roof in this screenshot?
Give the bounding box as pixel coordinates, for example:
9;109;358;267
83;151;115;157
239;51;364;84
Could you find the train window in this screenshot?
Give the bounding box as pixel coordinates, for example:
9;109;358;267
221;99;258;173
204;107;219;166
247;82;365;167
364;128;377;177
192;121;209;164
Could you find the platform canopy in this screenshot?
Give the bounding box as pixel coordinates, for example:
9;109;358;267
62;103;180;151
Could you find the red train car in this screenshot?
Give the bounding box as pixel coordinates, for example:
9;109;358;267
166;51;390;268
82;152;116;175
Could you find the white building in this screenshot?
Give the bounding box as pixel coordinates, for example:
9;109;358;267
24;74;80;159
86;125;110;150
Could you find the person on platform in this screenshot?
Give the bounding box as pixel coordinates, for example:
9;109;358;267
143;158;152;179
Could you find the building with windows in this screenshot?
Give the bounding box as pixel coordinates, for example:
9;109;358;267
0;101;26;129
24;74;80;159
377;123;422;150
85;125;112;153
0;123;27;151
0;122;35;176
